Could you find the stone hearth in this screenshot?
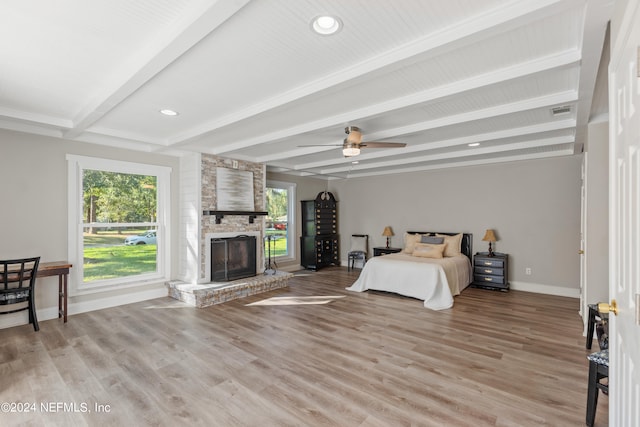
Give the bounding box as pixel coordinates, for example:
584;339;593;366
167;271;293;308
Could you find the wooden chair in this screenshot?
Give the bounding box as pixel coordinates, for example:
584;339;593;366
0;257;41;331
586;349;608;427
348;234;368;271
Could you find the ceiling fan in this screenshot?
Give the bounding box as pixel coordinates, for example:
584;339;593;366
301;126;406;157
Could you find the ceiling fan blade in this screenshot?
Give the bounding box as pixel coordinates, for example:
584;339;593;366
297;144;343;147
360;142;406;148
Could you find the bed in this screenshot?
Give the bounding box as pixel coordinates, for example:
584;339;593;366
346;231;473;310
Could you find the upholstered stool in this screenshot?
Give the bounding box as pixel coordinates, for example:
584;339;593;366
347;234;368;271
586;349;608;427
586;303;609;350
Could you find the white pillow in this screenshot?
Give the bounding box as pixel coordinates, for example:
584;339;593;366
402;233;423;254
436;233;463;257
412;243;446;259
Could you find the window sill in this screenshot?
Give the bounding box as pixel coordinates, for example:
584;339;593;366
71;274;168;297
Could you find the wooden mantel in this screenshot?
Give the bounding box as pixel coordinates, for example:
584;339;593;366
202;210;268;224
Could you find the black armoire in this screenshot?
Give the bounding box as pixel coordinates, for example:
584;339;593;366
300;191;339;270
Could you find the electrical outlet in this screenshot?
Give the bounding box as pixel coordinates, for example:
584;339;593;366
525;267;532;275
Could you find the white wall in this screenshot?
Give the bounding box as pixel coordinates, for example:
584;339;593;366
584;121;609;308
177;153;201;283
329;155;583;296
0;129;180;328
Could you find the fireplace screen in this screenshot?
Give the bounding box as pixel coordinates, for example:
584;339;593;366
211;235;257;281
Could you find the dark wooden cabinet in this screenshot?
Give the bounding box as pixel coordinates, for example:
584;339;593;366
300;192;339;270
373;247;402;256
472;252;509;291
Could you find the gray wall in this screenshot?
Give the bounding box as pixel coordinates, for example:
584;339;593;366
328;155;583;295
0;125;587;328
0;129;180;324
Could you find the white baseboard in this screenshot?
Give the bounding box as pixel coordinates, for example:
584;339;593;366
509;281;580;298
270;264;301;273
0;285;168;330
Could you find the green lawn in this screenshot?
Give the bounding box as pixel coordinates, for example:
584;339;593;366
83;230;156;282
264;231;288;257
84;244;157;281
82;229;289;282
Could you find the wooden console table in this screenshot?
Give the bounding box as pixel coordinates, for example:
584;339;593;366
37;261;72;323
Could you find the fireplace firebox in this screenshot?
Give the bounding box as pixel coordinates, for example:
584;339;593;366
210;235;257;281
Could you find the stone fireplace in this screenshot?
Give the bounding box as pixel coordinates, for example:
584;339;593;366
199;155;265;282
206;232;260;282
168;154;292;308
210;235;256;281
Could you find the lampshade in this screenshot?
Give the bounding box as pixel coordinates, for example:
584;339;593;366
482;229;497;242
382;226;394;237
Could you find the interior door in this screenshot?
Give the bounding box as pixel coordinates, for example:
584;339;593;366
609;1;640;424
580;155;587;324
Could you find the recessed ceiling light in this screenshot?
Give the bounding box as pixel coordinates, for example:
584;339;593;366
311;15;342;35
468;142;480;147
160;109;179;116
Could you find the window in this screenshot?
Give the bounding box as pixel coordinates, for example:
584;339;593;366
265;180;296;261
67;155;171;294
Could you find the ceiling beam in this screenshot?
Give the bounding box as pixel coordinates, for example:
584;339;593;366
166;0;574;148
340;148;575;179
282;90;578;170
314;122;576;174
208;49;580;156
63;0;251;139
573;0;613;148
320;135;575;174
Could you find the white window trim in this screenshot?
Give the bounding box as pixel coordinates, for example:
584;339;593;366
67;155;171;296
267;180;296;263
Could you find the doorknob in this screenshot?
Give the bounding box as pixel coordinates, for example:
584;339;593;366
598;299;618;316
578;250;584;254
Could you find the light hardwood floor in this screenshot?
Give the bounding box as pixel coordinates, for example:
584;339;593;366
1;267;607;426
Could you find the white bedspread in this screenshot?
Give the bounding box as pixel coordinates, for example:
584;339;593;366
345;253;472;310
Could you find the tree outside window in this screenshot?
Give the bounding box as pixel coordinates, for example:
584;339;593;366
265;182;295;260
82;170;159;282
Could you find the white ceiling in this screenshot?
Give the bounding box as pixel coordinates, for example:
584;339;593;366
1;0;612;179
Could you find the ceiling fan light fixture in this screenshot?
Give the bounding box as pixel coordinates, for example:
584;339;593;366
311;15;342;35
343;147;360;157
343;138;360;157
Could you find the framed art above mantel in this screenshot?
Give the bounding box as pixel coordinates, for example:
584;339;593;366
216;167;254;211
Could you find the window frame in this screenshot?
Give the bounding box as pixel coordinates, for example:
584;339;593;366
67;155;171;295
266;180;296;262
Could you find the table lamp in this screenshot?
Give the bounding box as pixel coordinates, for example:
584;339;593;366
482;229;497;257
382;226;394;249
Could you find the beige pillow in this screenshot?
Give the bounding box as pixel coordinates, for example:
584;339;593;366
402;233;423;254
436;233;463;257
412;243;446;259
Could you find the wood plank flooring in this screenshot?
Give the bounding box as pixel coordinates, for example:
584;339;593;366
0;267;607;426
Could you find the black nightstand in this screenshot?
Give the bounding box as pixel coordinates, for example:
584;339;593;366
373;247;402;256
472;252;509;291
